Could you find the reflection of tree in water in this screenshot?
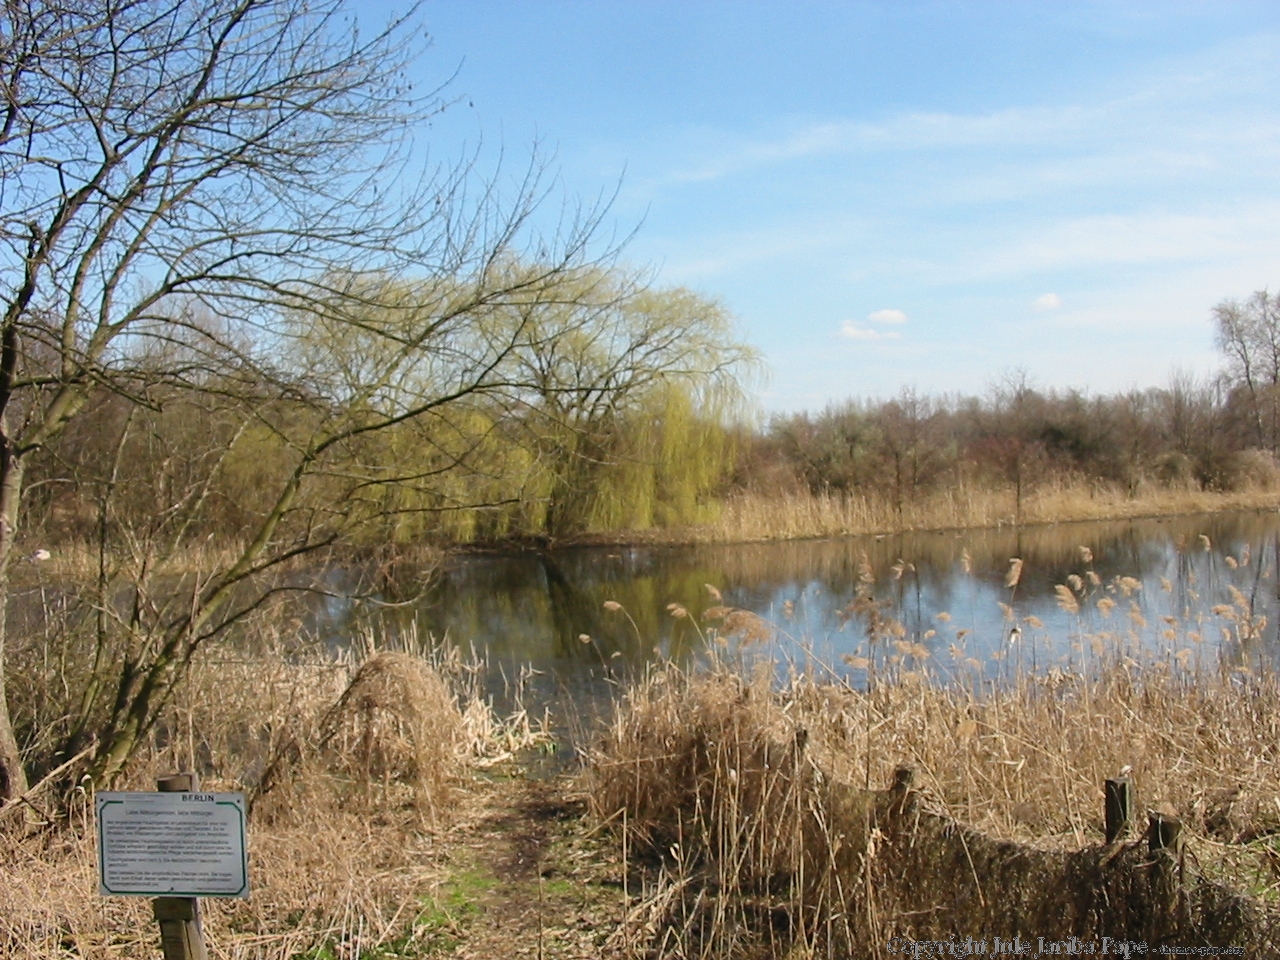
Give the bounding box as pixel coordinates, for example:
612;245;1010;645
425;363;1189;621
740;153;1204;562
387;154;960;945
537;552;604;659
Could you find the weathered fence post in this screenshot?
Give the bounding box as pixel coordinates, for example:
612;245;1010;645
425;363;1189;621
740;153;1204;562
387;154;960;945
1145;808;1185;943
888;766;916;820
1147;810;1182;853
1104;777;1132;844
153;773;209;960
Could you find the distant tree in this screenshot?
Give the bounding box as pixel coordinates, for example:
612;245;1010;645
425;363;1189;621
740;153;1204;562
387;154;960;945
1214;290;1280;452
1108;390;1163;495
873;389;945;523
980;369;1046;525
770;403;877;496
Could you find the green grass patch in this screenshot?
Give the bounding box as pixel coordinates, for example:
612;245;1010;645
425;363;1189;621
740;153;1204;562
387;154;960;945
401;867;497;955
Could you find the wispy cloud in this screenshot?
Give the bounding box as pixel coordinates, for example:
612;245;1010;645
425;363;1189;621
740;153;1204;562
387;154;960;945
660;106;1095;185
1033;293;1062;311
841;320;900;341
641;218;873;281
641;35;1280;198
967;203;1280;279
868;308;908;324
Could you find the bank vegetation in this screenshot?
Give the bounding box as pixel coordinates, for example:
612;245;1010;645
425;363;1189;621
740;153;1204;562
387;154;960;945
26;326;1280;561
7;609;1280;957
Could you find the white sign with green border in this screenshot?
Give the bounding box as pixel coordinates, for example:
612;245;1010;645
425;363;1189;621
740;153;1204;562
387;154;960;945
96;792;249;898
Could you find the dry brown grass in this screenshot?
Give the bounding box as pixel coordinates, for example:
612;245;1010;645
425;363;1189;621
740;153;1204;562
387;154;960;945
586;656;1280;956
701;481;1280;544
0;636;550;959
19;482;1280;563
546;479;1280;547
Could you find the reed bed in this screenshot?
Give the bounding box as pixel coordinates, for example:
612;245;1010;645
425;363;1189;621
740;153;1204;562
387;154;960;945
587;653;1280;957
700;482;1280;544
0;635;550;959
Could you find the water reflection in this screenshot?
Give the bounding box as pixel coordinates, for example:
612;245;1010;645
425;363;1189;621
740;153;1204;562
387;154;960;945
313;510;1280;698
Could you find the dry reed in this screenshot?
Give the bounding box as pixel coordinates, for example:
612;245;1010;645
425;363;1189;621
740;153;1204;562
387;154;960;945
587;656;1280;956
700;482;1280;545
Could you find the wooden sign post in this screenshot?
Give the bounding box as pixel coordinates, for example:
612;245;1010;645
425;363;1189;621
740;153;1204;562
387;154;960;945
154;773;209;960
96;772;249;960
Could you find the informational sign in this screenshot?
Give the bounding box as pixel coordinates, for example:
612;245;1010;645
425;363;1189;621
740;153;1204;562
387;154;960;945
96;792;249;898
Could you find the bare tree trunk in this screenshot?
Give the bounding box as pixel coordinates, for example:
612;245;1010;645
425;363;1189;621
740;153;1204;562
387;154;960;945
0;444;27;800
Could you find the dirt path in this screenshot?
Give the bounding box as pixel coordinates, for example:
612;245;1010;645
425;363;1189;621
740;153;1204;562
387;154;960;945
419;772;627;958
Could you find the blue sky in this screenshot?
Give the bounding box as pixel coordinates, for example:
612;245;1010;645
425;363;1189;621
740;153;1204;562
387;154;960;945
375;1;1280;411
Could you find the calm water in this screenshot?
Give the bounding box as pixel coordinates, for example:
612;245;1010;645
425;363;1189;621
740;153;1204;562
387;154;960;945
310;510;1280;706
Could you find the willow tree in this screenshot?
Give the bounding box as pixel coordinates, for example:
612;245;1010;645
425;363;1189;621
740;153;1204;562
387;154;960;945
496;273;757;538
275;267;758;543
0;0;616;798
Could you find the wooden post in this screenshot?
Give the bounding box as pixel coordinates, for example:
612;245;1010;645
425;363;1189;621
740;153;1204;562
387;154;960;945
154;773;209;960
1147;810;1182;852
888;766;916;819
891;766;915;793
1104;777;1132;844
1146;809;1184;941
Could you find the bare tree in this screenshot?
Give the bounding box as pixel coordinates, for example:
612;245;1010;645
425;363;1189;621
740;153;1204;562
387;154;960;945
1214;290;1280;452
0;0;612;797
975;369;1037;524
873;388;944;525
1151;368;1231;488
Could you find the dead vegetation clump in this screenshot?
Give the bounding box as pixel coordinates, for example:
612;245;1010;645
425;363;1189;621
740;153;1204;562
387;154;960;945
256;650;464;823
586;660;1280;957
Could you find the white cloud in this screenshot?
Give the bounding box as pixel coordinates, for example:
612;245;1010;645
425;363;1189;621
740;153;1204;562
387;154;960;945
1033;292;1063;311
868;308;908;324
841;320;900;341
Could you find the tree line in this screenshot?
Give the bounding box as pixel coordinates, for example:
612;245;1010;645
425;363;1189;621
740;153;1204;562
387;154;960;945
743;291;1280;520
745;361;1273;525
27;313;1280;559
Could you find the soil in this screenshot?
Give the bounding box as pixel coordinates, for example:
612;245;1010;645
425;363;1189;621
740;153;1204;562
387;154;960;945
417;769;628;959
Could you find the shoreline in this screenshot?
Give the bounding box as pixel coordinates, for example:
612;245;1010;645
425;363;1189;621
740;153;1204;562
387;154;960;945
20;488;1280;578
447;486;1280;555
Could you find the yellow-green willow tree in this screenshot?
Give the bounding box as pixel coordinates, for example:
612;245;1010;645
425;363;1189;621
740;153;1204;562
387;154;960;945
495;272;758;539
285;267;758;543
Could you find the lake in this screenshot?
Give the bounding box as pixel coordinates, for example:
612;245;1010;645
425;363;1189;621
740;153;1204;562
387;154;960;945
310;509;1280;712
